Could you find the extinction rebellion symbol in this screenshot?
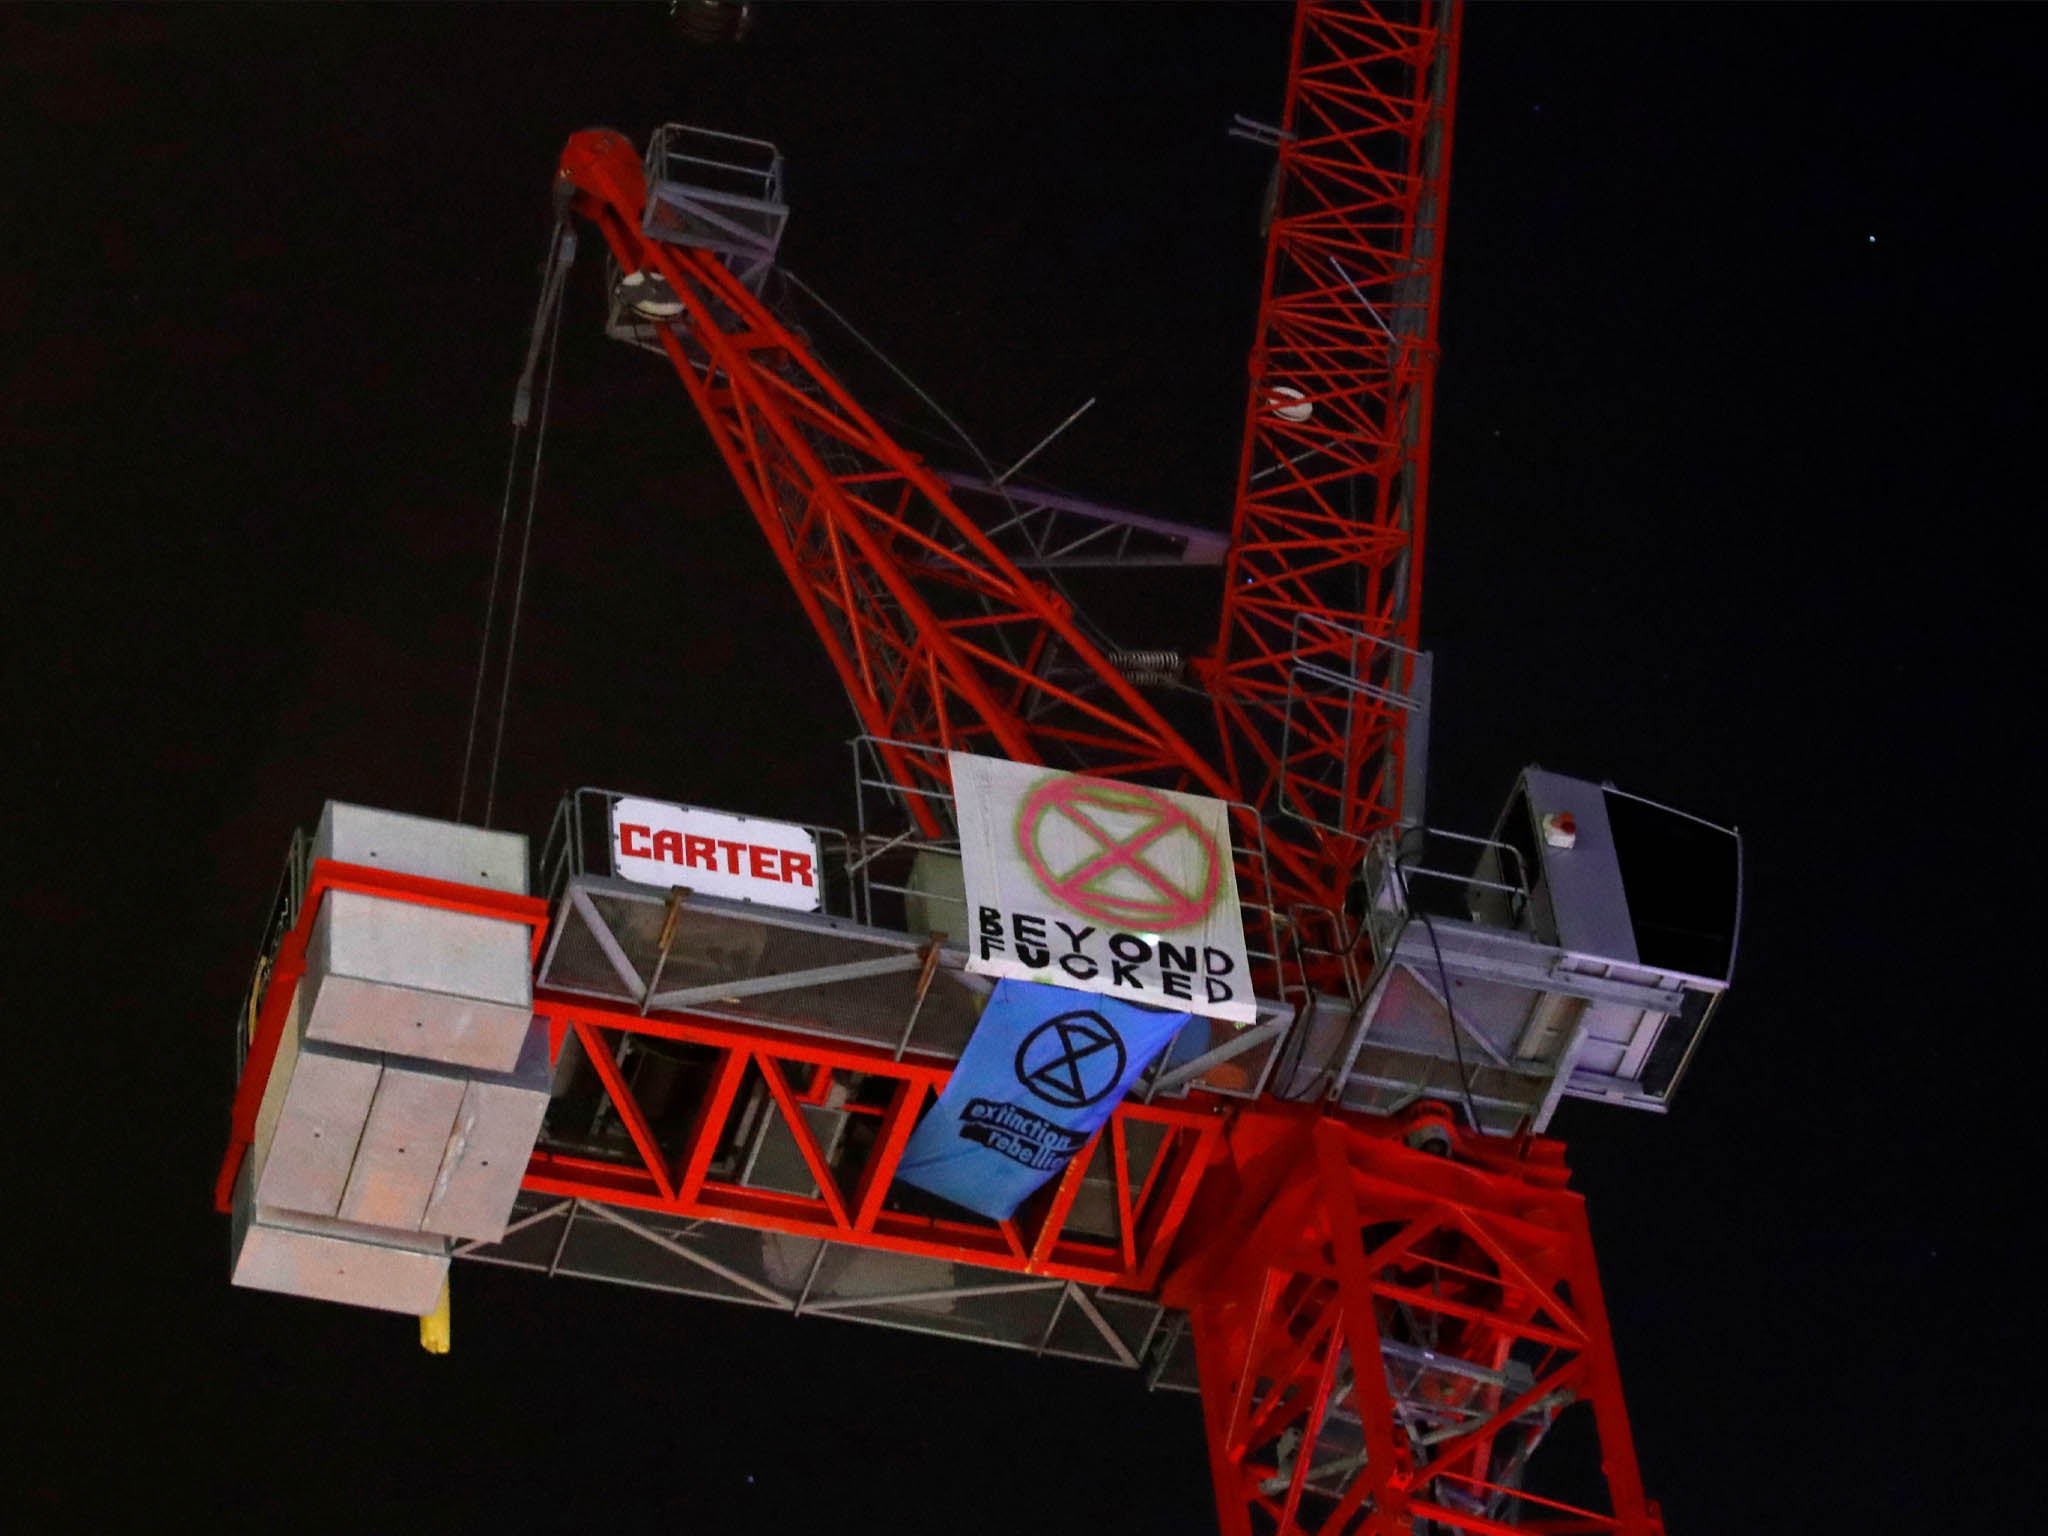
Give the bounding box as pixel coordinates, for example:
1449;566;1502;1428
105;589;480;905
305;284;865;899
1016;776;1224;931
1014;1011;1128;1110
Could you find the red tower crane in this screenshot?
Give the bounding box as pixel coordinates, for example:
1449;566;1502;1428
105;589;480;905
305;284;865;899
221;5;1741;1532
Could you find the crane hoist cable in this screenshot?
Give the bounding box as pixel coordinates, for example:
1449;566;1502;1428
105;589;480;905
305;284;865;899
456;216;576;827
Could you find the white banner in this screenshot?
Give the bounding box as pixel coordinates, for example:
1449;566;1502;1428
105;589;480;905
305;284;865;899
948;752;1255;1023
610;796;822;912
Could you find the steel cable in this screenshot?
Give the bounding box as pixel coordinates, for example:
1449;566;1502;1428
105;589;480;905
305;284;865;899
776;267;1125;660
482;246;569;829
458;220;574;827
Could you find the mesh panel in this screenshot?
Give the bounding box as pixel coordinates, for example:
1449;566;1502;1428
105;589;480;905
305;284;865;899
459;1208;1167;1376
1092;1293;1166;1359
802;1245;1065;1348
804;1244;976;1309
542;877;988;1058
645;188;787;255
832;1286;1066;1350
1146;1310;1201;1393
741;1101;850;1200
456;1195;572;1268
1041;1288;1161;1366
555;1212;790;1308
546;896;645;998
1043;1290;1114;1362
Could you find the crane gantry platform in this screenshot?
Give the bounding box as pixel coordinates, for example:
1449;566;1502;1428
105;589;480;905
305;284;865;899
215;6;1741;1533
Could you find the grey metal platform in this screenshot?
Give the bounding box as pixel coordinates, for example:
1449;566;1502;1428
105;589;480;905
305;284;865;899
456;1191;1192;1385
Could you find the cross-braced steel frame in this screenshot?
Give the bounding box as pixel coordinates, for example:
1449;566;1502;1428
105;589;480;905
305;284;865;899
1166;1106;1661;1535
221;850;1664;1532
1208;0;1459;915
555;133;1307;878
218;860;1220;1286
523;994;1221;1290
558;7;1462;930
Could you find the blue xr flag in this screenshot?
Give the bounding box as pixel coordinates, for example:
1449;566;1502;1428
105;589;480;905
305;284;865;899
895;978;1191;1221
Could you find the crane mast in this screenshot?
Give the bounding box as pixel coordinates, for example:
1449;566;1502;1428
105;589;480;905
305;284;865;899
1209;2;1455;919
218;6;1743;1533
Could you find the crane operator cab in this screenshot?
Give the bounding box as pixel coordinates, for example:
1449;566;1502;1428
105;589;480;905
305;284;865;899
1314;768;1741;1134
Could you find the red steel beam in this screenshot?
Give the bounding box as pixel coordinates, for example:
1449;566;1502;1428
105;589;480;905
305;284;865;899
1208;0;1461;918
520;993;1226;1293
1164;1103;1662;1535
552;132;1283;866
215;858;1662;1530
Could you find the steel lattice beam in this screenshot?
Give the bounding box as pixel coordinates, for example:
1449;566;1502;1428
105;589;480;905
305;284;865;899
1208;1;1460;915
216;862;1221;1287
554;134;1276;847
1165;1106;1661;1536
519;993;1222;1290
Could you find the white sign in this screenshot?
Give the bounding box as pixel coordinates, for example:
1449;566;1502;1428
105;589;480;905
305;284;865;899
609;796;822;912
949;752;1255;1023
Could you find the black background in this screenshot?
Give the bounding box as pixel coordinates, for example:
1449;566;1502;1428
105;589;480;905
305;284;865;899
4;5;2032;1530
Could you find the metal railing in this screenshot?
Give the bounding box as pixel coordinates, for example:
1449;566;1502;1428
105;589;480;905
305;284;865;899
231;827;310;1088
1359;822;1531;973
644;123;784;209
1277;612;1430;837
639;124;788;291
847;735;971;935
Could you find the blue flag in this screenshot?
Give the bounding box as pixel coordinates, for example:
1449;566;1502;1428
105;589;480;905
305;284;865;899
895;978;1191;1220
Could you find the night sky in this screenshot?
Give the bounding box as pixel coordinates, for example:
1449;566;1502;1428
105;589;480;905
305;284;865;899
5;5;2032;1530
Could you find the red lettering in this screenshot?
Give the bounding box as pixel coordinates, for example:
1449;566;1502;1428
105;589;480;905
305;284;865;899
652;829;684;864
620;824;652;858
780;849;814;888
683;834;717;872
749;845;778;881
717;839;746;874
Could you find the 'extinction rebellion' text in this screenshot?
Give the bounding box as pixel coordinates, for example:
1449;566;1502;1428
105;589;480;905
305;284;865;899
959;1098;1090;1171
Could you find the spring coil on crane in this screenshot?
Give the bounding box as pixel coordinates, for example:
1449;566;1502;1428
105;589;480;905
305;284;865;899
1106;649;1186;687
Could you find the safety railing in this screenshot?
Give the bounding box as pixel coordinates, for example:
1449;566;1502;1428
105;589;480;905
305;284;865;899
1277;612;1430;837
1359;822;1531;972
644;124;784;212
639;123;787;290
231;827;310;1088
847;735;968;936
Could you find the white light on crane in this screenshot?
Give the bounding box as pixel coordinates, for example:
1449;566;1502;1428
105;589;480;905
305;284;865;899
1266;384;1313;423
618;268;684;319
